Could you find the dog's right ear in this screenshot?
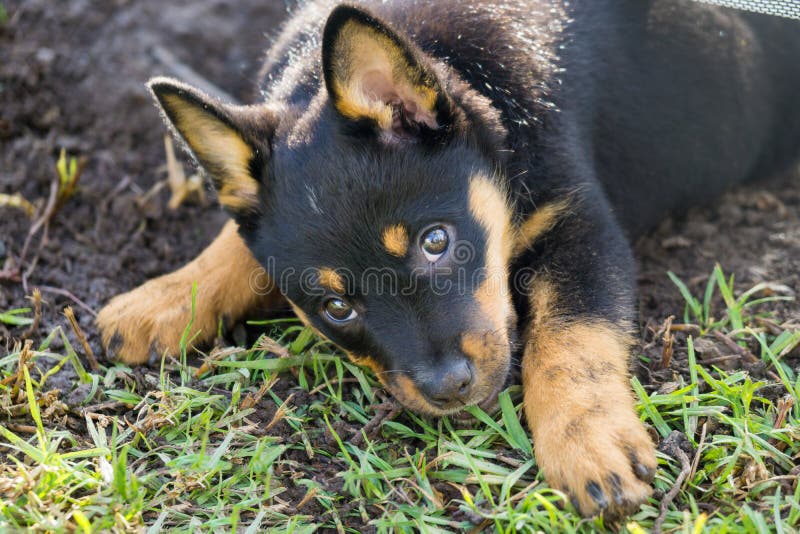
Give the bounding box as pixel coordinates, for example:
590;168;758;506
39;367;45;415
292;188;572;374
148;77;278;220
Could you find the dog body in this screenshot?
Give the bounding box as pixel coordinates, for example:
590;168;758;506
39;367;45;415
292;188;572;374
97;0;800;517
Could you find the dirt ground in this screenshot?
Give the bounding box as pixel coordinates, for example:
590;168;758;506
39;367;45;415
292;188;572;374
1;0;799;528
1;0;286;342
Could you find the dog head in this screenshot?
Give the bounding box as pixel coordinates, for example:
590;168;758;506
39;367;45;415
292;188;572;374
150;5;516;415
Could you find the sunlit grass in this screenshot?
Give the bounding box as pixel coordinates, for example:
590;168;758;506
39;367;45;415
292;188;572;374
1;266;798;532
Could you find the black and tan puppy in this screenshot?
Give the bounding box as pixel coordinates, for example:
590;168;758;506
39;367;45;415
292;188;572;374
97;0;800;518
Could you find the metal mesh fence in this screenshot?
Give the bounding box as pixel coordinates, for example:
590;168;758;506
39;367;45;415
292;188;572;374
691;0;800;19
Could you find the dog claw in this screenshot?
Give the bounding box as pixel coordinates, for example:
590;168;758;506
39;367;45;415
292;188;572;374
586;481;608;509
148;345;162;367
634;459;655;482
107;332;124;358
608;473;624;506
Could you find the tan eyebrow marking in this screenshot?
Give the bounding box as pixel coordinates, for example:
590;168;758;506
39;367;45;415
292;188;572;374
318;268;346;294
381;224;410;257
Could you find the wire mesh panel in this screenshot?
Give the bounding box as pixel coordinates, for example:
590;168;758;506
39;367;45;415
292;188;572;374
692;0;800;19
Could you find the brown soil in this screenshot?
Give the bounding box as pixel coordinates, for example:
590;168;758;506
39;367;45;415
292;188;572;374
1;0;798;529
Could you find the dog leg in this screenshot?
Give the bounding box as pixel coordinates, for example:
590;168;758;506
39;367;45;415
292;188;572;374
97;220;283;365
516;194;657;518
522;298;656;516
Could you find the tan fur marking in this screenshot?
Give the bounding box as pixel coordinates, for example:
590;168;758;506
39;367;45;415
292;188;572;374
161;93;259;212
347;352;383;375
461;332;499;364
332;78;393;129
460;329;510;407
468;176;515;336
381;224;410;257
393;373;435;414
97;221;284;364
318;268;346;294
529;279;558;332
286;300;330;342
521;279;656;517
287;300;312;328
460;332;488;363
512;199;571;257
329;20;438;130
458;176;516;412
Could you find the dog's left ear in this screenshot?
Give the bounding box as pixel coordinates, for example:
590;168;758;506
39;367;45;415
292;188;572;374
322;5;450;139
148;77;278;221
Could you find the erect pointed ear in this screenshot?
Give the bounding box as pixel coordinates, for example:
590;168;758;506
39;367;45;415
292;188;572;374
322;5;450;139
148;77;277;218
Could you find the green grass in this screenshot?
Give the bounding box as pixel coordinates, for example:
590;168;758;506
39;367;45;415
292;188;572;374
1;266;798;532
0;308;33;327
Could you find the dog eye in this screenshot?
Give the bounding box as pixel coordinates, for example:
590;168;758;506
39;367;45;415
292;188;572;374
324;298;358;323
420;226;449;261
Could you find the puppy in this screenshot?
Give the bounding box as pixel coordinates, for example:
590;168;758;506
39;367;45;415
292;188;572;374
97;0;800;517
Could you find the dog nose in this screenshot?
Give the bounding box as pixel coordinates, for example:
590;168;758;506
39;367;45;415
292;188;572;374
418;358;474;405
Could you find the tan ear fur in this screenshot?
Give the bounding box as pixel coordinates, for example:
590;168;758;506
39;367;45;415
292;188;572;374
323;6;440;133
149;77;267;214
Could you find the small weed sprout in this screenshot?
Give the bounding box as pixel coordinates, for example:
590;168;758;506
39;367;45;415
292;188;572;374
55;148;84;210
0;149;84;222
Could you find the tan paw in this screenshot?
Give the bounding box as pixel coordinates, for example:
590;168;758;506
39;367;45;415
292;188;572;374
97;275;210;365
536;409;657;518
521;310;658;518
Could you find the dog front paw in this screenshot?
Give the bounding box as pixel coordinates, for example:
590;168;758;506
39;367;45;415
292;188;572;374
522;316;658;518
535;409;656;518
97;275;208;365
97;221;284;365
